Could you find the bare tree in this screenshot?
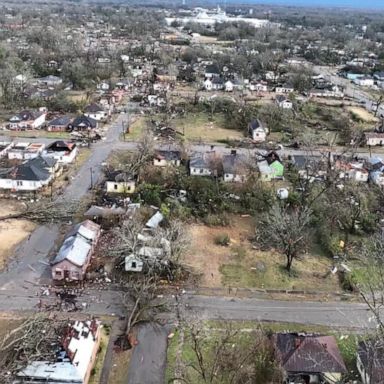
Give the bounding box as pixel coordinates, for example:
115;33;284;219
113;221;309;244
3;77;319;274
0;315;68;383
0;199;81;224
168;321;283;384
256;204;312;273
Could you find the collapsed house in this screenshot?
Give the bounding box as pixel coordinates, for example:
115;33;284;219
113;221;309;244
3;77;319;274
16;320;101;384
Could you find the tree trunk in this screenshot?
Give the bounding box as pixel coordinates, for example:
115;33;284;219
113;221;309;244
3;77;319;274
286;254;293;273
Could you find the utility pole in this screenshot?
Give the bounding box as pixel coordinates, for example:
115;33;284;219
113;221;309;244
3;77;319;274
90;167;93;190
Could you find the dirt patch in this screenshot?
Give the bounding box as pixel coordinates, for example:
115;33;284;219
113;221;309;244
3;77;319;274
0;200;35;269
185;216;254;287
347;106;378;123
185;215;340;292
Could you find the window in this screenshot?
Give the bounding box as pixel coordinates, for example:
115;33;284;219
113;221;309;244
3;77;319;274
16;181;23;186
131;262;137;269
55;270;62;277
114;184;118;190
127;186;131;192
199;169;204;174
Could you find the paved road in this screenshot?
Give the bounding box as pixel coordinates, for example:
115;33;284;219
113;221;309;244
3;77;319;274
127;323;169;384
314;65;384;117
178;294;375;329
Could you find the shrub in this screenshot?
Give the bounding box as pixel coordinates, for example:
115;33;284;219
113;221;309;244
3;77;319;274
203;213;230;226
214;233;230;246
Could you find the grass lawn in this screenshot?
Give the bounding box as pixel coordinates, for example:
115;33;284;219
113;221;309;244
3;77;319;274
89;327;110;384
4;130;71;139
186;215;340;292
124;116;147;140
66;90;88;103
108;349;131;384
171;112;244;142
347;106;378;123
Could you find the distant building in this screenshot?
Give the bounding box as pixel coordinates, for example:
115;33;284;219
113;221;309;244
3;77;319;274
248;119;268;142
275;95;293;109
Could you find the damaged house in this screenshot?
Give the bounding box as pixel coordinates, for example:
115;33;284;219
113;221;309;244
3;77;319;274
51;220;101;281
16;319;101;384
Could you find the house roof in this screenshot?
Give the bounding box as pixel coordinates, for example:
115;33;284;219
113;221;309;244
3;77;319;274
38;75;62;82
10;110;44;122
52;234;92;267
48;116;72;127
84;103;104;113
358;339;384;383
71;115;97;129
155;150;181;161
212;77;224;85
46;140;76;152
222;154;248;175
190;151;216;169
276;95;288;103
205;64;220;74
274;333;347;374
28;155;57;169
291;155;324;170
17;361;82;383
7;162;51;182
249;119;263;131
51;220;100;267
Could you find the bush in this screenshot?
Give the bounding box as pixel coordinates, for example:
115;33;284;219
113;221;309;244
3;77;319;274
214;233;230;246
203;213;230;226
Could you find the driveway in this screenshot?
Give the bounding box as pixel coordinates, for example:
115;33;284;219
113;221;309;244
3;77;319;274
127;322;169;384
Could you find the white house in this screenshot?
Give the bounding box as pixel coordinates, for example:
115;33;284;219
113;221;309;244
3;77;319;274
249;82;268;92
365;132;384;146
204;77;224;91
189;151;217;176
96;81;110;91
353;76;374;87
265;71;279;81
275;84;294;93
153;150;181;167
16;320;101;384
248;119;268;142
43;141;78;164
0;160;53;191
225;80;234;92
84;103;108;121
37;75;63;87
8;109;46;130
275;95;293;109
222;152;248;182
203;79;213;91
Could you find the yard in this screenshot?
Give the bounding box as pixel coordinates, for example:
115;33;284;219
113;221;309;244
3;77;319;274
171;112;244;142
347;106;378;123
0;200;35;270
165;320;362;384
3;130;71;139
185;215;340;292
125;116;147;140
